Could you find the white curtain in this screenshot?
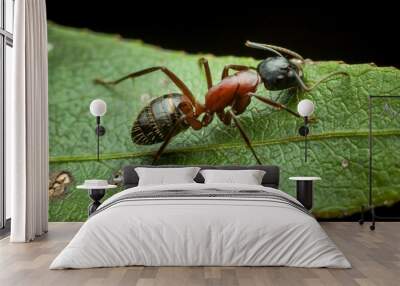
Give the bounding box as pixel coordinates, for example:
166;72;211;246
6;0;48;242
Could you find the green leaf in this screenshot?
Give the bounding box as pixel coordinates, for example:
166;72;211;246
48;22;400;221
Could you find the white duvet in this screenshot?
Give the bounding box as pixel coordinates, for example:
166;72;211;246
50;183;351;269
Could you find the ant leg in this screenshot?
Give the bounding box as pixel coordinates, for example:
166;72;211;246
231;94;252;115
178;101;203;130
198;58;213;89
152;116;187;164
221;65;256;79
152;105;207;164
293;70;349;92
249;93;301;118
229;110;262;165
216;110;232;125
201;112;214;127
94;66;197;105
218;110;262;165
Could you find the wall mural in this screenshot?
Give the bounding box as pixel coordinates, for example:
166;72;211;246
48;22;400;221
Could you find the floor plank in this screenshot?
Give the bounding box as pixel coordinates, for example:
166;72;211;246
0;222;399;286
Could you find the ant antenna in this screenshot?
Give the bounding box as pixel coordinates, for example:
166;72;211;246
293;71;350;91
245;41;304;61
245;41;284;57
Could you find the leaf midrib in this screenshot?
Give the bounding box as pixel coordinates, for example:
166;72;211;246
50;129;400;163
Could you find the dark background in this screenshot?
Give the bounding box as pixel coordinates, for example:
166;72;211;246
46;5;399;67
46;4;400;220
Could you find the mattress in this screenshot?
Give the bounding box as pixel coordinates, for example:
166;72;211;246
50;183;351;269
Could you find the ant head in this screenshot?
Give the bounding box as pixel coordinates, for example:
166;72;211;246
256;57;302;91
245;41;305;91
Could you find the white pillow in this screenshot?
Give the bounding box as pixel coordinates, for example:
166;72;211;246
135;167;200;186
200;169;266;185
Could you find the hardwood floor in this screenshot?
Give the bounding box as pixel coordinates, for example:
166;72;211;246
0;222;399;286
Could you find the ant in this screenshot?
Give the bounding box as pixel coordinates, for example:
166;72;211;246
95;41;348;164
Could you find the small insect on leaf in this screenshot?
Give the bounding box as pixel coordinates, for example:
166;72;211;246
109;169;124;187
49;171;73;199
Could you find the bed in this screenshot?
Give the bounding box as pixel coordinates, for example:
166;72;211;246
50;165;350;269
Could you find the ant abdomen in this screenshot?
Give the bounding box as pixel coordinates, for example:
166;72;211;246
131;93;189;145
